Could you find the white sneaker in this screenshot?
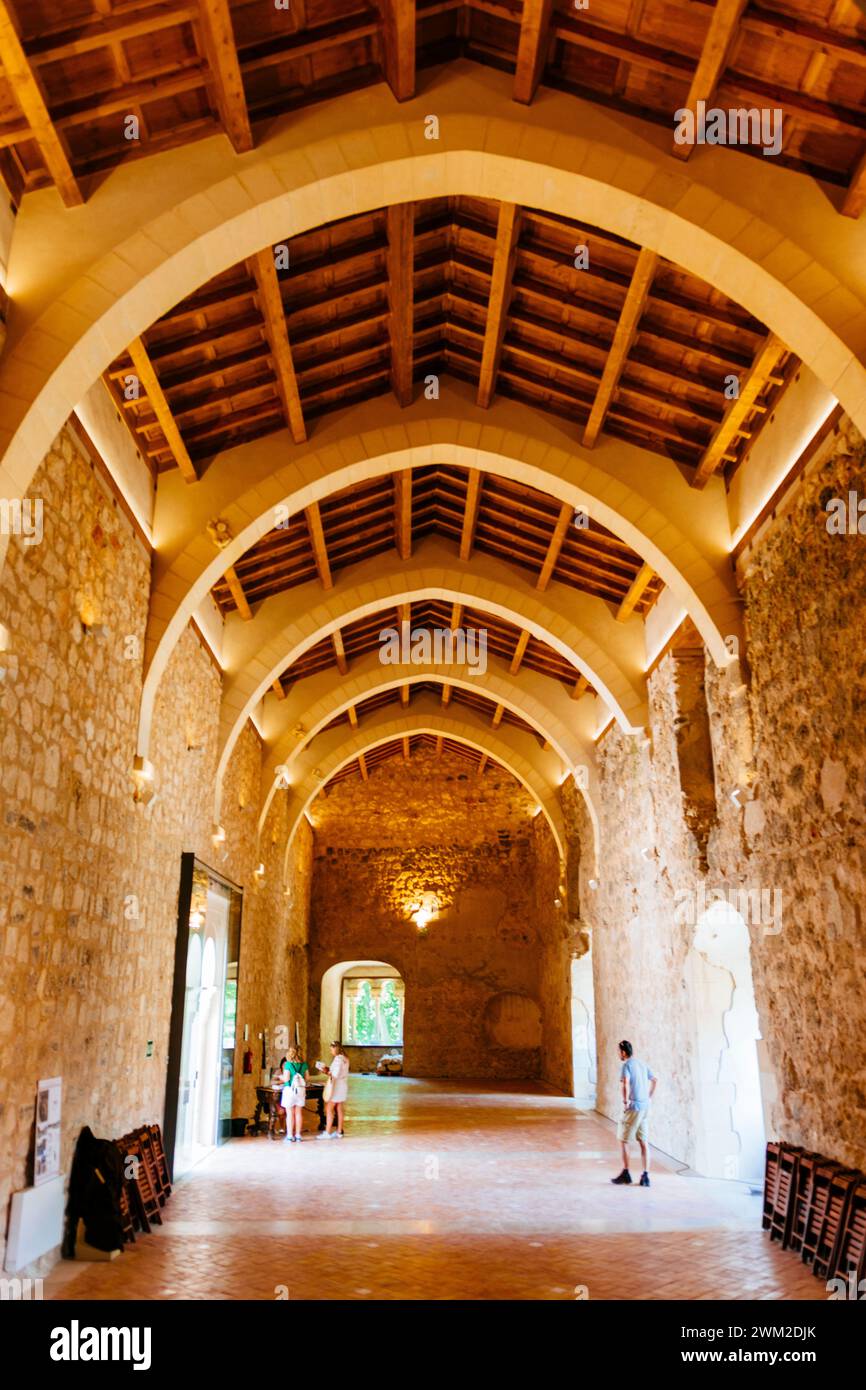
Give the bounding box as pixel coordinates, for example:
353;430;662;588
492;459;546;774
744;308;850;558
316;1131;330;1139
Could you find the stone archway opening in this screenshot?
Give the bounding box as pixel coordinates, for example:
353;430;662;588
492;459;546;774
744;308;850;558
685;900;767;1184
318;960;406;1077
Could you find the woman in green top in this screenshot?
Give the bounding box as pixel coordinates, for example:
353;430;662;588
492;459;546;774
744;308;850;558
281;1046;309;1142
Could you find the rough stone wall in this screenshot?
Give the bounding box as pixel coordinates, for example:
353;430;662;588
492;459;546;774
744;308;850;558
588;419;866;1171
735;419;866;1167
0;427;311;1270
308;747;567;1081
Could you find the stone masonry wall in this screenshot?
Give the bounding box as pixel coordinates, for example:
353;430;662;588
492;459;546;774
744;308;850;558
0;427;310;1271
588;418;866;1172
307;746;567;1082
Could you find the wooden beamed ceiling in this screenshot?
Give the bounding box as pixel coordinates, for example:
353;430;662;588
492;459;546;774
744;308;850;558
325;732;504;789
209;461;664;620
105;195;797;490
269;594;595;701
0;2;863;212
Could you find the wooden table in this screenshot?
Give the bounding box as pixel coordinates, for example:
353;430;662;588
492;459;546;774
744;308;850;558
255;1081;327;1138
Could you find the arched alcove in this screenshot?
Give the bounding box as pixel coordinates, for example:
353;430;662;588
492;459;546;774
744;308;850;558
684;901;767;1183
318;960;406;1077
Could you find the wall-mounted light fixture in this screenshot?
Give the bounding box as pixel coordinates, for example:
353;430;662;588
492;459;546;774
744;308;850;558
410;892;440;933
211;823;226;849
131;756;155;806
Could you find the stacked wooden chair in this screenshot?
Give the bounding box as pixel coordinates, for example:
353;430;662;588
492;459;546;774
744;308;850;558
762;1140;866;1291
113;1122;173;1243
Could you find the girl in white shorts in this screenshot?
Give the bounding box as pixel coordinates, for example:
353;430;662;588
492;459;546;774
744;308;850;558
317;1041;349;1137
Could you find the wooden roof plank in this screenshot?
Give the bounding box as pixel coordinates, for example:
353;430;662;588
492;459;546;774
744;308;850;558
305;501;333;589
379;0;416;101
196;0;253;153
616;561;654;621
128;337;198;482
692;332;787;488
0;0;83;206
514;0;554;104
250;248;307;444
582;248;658;447
477;202;521;409
536;501;573;592
673;0;749;161
387;202;415;407
224;565;252;619
394;467;413;560
460;468;483;560
509;628;530;675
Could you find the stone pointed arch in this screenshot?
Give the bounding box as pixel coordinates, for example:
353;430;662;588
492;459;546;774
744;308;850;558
213;537;647;785
253;655;601;854
3;76;865;572
277;697;568;868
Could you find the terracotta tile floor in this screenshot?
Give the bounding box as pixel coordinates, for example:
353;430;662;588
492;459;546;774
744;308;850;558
46;1079;825;1301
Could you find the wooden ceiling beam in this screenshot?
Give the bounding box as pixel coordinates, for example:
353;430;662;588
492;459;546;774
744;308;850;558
842;151;866;220
379;0;416;101
400;683;410;707
128;337;198;482
514;0;554;104
250;249;306;445
393;467;413;560
571;674;590;700
536;502;573;593
617;562;654;622
477;203;521;409
582;248;658;447
224;566;252;619
402;735;410;761
441;683;452;707
332;628;348;674
692;332;788;488
386;203;415;407
358;752;369;782
305;502;333;589
196;0;252;153
509;629;530;676
492;704;504;729
347;704;358;728
477;752;489;777
460;469;483;560
435;734;443;758
0;1;82;206
673;0;748;161
272;678;285;700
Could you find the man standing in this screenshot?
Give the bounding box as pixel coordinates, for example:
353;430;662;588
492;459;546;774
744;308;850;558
611;1040;657;1187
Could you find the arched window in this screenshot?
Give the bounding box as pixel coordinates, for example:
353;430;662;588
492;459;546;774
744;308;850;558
342;976;404;1045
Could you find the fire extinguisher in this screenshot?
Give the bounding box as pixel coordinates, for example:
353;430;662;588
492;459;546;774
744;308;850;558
242;1047;253;1075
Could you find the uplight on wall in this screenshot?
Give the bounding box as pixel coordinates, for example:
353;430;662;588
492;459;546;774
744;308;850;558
131;756;155;806
410;893;440;933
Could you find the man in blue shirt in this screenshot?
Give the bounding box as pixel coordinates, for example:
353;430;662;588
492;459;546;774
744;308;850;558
611;1039;657;1187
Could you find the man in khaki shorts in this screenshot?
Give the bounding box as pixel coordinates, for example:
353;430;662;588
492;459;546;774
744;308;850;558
611;1040;657;1187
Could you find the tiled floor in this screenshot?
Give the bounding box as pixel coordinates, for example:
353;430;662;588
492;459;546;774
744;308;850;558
47;1079;825;1301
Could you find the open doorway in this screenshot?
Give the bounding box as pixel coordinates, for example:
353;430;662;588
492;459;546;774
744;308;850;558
684;900;766;1183
319;960;405;1075
164;856;242;1178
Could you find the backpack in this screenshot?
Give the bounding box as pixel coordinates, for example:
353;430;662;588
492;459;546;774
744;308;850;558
289;1064;306;1098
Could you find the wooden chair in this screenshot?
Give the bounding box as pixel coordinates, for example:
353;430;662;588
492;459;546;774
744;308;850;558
802;1167;860;1278
785;1152;829;1253
762;1142;782;1231
767;1144;802;1246
118;1181;136;1245
147;1124;172;1201
117;1133;163;1234
828;1178;866;1287
135;1127;168;1207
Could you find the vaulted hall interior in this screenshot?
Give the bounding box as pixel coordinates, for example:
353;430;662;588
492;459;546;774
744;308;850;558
0;0;864;1307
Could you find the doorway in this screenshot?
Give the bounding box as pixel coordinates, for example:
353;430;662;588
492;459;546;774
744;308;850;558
164;855;242;1178
318;960;405;1074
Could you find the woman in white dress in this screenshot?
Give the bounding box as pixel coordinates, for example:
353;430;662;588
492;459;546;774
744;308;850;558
317;1041;349;1138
